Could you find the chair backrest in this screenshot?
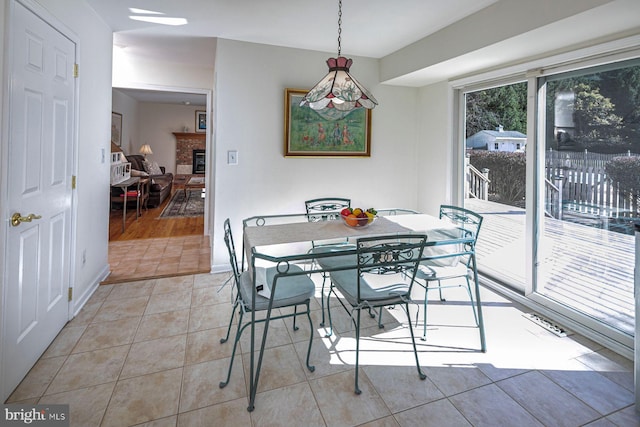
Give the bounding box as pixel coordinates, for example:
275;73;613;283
420;235;476;270
355;234;428;301
223;218;242;285
439;205;483;243
305;197;351;222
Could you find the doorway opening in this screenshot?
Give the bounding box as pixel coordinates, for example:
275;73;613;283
105;87;212;284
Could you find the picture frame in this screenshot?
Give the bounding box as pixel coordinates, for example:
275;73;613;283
195;110;206;133
111;112;123;146
284;88;371;157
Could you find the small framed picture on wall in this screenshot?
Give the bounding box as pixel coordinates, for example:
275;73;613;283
111;112;123;146
195;110;206;133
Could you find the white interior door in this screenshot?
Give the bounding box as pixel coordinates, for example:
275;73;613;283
1;0;75;401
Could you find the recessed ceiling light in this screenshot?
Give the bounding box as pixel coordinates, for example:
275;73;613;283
129;8;163;15
129;16;188;26
184;101;191;105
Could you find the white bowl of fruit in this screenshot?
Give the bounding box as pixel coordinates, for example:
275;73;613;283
340;207;377;228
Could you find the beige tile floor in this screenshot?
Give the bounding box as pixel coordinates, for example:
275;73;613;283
6;272;640;426
104;236;210;284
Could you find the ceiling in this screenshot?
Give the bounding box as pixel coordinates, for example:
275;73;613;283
99;0;495;105
87;0;499;60
112;88;207;106
95;0;640;104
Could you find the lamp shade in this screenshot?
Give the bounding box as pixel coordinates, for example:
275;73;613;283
139;144;153;155
300;57;377;117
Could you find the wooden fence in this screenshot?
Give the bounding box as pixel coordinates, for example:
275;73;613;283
545;150;639;220
467;150;639;229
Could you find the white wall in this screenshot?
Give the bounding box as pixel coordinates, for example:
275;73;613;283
212;39;420;269
138;103;204;174
111;89;138;155
416;82;455;216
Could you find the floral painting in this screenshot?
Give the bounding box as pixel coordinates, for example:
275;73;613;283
284;88;371;157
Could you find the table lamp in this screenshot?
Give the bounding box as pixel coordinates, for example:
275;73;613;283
139;144;153;158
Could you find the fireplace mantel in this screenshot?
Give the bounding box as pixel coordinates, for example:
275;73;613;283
172;132;206;140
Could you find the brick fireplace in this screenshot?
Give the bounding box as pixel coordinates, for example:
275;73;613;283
173;132;205;175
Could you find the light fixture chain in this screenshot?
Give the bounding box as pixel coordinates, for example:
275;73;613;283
337;0;342;56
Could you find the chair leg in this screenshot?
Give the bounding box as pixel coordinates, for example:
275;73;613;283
464;277;479;326
405;302;427;380
437;279;445;301
325;285;335;338
219;309;245;388
304;301;315;372
470;257;487;352
293;305;299;331
421;282;430;341
248;303;275;412
220;298;239;344
319;273;328;326
354;308;362;395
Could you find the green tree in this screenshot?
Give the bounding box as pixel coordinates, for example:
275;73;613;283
573;82;623;143
465;82;527;137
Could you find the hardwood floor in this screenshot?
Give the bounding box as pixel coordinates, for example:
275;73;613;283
104;186;210;284
109;180;204;241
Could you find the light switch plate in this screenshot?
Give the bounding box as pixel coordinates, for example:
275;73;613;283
227;150;238;165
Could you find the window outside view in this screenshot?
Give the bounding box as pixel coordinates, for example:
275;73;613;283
464;60;639;342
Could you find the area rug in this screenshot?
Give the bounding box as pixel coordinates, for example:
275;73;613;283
159;190;204;218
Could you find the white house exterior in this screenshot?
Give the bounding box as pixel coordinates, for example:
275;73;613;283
466;127;527;152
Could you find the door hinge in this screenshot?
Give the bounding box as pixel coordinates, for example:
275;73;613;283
72;175;76;189
73;63;78;78
68;288;73;301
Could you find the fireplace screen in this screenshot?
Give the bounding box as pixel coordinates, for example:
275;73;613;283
193;149;205;174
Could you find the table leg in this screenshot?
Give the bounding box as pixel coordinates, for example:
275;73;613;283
135;182;140;220
122;191;127;233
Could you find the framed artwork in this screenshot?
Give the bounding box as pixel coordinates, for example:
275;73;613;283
111;112;123;146
195;110;206;133
284;88;371;157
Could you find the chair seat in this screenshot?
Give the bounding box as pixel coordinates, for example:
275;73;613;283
311;244;357;270
416;261;468;281
239;264;315;311
330;270;410;307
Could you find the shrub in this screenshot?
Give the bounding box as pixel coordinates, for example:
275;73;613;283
605;156;640;194
469;151;526;206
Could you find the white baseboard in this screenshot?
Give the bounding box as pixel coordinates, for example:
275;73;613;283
211;263;230;274
71;264;110;318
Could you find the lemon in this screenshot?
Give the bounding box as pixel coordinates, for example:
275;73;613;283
352;208;363;216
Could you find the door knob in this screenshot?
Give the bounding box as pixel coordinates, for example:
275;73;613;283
10;212;42;227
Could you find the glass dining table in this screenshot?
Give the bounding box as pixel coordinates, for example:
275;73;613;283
239;210;484;410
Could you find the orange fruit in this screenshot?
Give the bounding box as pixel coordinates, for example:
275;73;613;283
345;214;358;226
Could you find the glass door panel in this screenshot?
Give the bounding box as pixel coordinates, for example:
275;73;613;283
534;60;639;340
463;82;528;291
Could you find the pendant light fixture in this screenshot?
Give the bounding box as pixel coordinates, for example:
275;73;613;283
299;0;377;120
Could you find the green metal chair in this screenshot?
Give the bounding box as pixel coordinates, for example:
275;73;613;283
305;197;351;222
415;205;485;348
219;218;316;399
326;234;429;394
305;197;355;326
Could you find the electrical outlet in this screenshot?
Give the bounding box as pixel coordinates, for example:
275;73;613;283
228;150;238;165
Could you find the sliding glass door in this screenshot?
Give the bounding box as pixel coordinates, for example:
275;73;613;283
531;59;639;345
461;56;639;351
